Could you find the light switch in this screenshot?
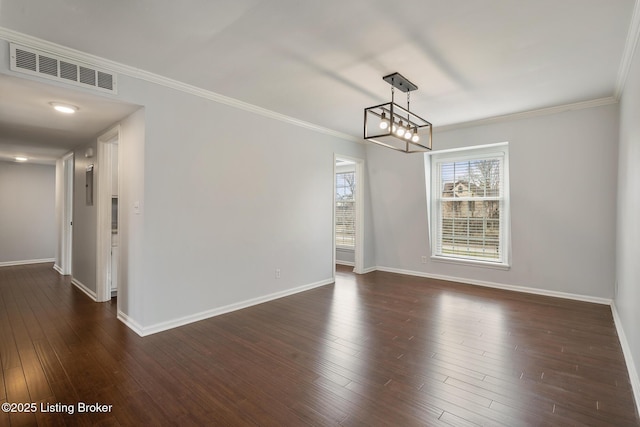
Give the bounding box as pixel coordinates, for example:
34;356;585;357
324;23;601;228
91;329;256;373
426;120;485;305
133;201;141;215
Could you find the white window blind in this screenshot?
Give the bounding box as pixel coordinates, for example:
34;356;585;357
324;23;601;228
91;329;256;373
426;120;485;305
336;171;356;248
431;144;510;267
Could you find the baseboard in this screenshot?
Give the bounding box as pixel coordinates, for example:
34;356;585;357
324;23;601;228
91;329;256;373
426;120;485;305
336;260;355;267
53;264;63;274
71;278;97;301
117;310;145;336
0;258;55;267
136;277;335;337
611;302;640;415
374;266;612;305
360;266;377;274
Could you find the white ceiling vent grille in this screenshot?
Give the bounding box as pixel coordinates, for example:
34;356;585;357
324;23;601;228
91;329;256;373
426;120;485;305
9;43;117;94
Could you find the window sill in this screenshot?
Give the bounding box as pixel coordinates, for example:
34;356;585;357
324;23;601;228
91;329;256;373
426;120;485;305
336;246;355;251
430;255;510;270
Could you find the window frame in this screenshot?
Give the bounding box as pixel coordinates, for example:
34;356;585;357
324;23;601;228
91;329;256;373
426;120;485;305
428;142;511;269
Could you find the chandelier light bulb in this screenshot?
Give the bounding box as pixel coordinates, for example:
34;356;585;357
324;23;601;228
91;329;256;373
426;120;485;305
379;112;389;129
396;121;405;136
410;127;420;142
404;128;412;139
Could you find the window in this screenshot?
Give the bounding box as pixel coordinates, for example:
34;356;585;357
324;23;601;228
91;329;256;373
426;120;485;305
430;143;510;267
336;171;356;248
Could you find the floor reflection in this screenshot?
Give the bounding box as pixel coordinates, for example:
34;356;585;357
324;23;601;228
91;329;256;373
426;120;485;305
317;270;368;383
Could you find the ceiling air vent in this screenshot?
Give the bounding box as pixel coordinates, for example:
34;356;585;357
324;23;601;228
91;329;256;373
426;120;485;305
9;43;117;94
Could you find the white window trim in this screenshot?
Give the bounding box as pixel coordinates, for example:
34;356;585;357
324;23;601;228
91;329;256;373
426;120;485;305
426;142;511;269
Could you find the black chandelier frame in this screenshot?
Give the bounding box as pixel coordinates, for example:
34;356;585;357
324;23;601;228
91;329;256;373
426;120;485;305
364;72;432;153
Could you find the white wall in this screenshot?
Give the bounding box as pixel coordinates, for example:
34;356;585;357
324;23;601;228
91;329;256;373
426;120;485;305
107;74;373;331
116;108;145;325
615;34;640;405
368;103;619;299
54;156;63;269
336;248;355;265
0;161;56;265
72;140;97;292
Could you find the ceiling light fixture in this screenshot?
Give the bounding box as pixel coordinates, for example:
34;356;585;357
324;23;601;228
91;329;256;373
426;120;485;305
15;156;28;162
364;72;432;153
50;102;78;114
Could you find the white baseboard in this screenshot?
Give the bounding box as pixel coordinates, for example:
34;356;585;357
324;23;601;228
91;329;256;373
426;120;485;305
374;266;612;305
0;258;55;267
336;260;355;267
71;278;97;301
360;266;377;274
135;277;335;337
53;264;63;274
117;310;145;336
611;302;640;414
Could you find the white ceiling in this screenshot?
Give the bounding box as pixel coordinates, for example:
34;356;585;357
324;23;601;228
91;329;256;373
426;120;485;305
0;75;139;164
0;0;637;163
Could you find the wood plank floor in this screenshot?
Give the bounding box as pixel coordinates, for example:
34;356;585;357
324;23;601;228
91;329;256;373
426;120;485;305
1;263;638;426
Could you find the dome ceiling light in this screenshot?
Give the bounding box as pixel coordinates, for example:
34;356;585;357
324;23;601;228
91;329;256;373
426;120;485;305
50;102;79;114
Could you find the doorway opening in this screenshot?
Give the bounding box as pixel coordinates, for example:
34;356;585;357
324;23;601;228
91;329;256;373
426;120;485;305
96;126;120;302
334;155;364;276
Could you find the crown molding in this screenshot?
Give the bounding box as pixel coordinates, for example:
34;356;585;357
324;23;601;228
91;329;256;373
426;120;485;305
0;27;361;144
615;0;640;99
433;97;618;133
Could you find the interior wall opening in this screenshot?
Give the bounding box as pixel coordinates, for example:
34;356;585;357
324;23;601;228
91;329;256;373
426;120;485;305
334;154;364;276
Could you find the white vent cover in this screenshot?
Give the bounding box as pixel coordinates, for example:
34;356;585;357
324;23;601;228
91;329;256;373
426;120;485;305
9;43;117;94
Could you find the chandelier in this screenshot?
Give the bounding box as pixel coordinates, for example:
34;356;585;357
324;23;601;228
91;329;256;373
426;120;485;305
364;72;432;153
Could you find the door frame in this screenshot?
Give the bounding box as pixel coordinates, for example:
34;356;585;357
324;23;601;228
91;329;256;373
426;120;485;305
60;152;74;275
333;154;365;277
96;125;120;302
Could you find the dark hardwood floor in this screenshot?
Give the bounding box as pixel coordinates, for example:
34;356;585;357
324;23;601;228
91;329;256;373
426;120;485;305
0;263;638;426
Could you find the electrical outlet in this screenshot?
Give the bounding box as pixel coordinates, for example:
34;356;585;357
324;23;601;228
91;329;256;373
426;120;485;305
275;268;281;279
421;256;427;264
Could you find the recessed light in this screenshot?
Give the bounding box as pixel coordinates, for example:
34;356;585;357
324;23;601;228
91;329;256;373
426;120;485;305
50;102;78;114
15;156;28;162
